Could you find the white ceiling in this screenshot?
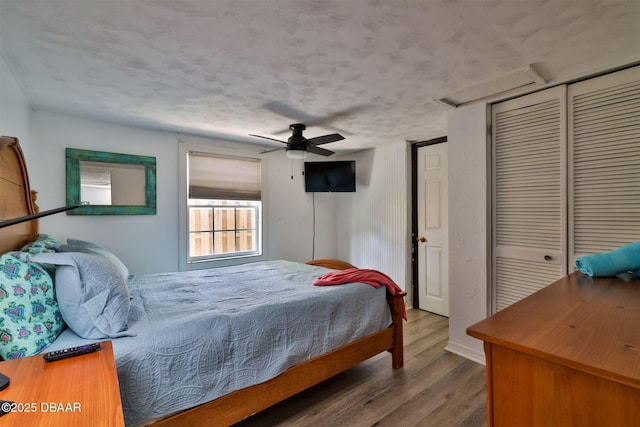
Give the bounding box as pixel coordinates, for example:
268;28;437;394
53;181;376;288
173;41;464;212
1;0;639;153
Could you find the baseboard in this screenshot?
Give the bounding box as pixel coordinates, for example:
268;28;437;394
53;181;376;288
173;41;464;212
445;341;485;365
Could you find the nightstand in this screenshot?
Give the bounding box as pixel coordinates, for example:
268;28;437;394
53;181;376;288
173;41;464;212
0;340;124;426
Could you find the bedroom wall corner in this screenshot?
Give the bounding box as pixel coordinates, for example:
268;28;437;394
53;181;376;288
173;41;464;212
336;142;412;298
0;55;32;159
263;151;338;263
445;102;490;362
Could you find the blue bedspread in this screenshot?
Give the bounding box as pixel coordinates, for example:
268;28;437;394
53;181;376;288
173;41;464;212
47;260;392;425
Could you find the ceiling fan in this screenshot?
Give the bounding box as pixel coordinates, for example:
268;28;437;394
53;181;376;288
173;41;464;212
250;123;345;159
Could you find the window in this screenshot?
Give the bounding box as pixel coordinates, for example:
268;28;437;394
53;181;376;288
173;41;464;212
188;199;260;258
186;151;262;262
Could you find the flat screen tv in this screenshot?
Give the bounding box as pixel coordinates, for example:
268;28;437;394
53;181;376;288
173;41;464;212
304;161;356;192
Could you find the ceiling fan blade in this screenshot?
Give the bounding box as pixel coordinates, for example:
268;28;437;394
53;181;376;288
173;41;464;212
249;134;287;144
259;146;285;154
307;133;345;145
307;145;335;156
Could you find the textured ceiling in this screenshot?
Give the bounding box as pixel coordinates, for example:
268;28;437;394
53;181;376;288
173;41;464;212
1;0;639;153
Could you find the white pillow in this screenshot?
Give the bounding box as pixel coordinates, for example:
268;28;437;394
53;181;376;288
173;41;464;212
33;252;132;339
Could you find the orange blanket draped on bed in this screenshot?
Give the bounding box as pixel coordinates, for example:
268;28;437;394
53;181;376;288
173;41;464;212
313;268;407;320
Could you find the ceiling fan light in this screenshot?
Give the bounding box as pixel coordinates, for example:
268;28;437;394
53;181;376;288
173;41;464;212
286;149;308;160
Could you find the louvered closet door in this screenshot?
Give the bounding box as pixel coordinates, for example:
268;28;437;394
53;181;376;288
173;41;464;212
569;66;640;264
492;86;567;312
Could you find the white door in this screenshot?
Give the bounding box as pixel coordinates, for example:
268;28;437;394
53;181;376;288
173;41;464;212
568;66;640;265
417;143;449;316
492;86;567;312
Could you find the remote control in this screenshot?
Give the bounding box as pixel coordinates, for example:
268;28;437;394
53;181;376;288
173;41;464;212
43;343;101;362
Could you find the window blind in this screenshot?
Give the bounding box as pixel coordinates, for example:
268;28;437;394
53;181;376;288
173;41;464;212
188;153;261;201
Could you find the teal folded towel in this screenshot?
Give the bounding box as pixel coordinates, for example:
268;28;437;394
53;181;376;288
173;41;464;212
575;241;640;277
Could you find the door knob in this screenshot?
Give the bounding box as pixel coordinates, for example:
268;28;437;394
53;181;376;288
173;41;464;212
417;236;427;243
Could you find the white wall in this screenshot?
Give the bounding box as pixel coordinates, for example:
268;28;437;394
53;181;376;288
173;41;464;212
337;142;412;296
30;111;181;274
0;56;31;157
445;102;490;363
263;153;338;262
29;110;337;274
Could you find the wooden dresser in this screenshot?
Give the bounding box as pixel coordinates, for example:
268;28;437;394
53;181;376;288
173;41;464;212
467;272;640;426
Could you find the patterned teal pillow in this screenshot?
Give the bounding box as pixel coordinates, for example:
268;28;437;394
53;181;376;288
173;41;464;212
0;251;65;359
20;234;62;255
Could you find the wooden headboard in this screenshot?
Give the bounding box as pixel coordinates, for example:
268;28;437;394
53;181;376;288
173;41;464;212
0;136;39;253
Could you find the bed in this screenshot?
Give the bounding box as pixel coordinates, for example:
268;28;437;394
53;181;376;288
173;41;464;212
0;135;405;426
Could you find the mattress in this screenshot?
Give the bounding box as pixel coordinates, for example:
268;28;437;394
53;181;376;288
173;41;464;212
47;260;392;425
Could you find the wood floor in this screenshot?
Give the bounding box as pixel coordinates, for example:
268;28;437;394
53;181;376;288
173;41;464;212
235;309;487;427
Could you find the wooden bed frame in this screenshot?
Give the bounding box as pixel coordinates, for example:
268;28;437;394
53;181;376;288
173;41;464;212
0;135;405;426
0;136;39;251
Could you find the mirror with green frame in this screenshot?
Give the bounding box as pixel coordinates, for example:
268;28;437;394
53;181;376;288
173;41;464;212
66;148;156;215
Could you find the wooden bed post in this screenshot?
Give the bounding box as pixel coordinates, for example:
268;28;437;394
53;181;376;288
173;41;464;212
306;259;406;370
387;291;406;369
